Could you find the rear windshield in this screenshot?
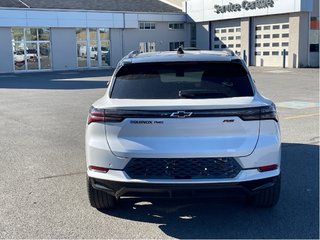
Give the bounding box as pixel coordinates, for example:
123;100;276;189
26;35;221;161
111;62;254;99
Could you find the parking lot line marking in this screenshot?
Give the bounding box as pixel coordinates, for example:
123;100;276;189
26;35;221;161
277;101;320;109
284;113;320;120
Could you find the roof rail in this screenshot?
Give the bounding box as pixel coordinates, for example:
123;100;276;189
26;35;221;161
127;50;140;58
224;49;235;56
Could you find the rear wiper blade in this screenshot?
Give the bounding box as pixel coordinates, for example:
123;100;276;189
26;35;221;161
179;89;227;99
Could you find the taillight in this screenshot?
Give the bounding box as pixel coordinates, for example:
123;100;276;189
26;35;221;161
241;104;278;122
258;164;278;172
88;165;109;173
87;106;124;124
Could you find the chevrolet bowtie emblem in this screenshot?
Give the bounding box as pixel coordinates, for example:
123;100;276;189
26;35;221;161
170;111;193;118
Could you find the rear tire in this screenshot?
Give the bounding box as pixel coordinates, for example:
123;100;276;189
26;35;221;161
87;177;116;210
249;175;281;208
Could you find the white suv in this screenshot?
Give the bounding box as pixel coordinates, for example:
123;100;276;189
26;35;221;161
85;49;281;209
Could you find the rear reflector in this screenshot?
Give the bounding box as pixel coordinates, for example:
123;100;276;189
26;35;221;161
258;164;278;172
88;166;109;173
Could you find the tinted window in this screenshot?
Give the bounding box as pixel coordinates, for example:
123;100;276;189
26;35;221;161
112;62;253;99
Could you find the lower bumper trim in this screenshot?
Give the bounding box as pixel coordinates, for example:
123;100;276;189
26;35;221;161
90;176;280;199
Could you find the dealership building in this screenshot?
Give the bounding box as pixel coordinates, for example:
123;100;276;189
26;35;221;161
0;0;318;73
186;0;319;68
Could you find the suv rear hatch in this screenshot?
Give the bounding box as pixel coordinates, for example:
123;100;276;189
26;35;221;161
103;61;261;158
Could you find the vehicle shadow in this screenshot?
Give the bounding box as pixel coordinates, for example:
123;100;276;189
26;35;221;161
100;143;319;239
0;69;113;90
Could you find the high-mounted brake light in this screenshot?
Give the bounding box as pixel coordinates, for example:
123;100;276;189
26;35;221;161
258;164;278;172
87;106;124;124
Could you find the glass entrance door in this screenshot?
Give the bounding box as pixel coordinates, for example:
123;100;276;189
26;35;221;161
76;28;111;68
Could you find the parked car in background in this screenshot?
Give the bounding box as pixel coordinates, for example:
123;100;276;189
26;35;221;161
14;50;25;63
79;45;109;59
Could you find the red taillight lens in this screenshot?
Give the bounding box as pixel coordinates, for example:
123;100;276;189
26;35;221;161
258;164;278;172
87;106;124;124
88;165;109;173
88;107;105;124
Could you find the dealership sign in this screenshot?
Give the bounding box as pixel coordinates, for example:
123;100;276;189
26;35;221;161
214;0;274;14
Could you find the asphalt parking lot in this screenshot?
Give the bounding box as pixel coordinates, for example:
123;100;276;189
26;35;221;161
0;67;319;239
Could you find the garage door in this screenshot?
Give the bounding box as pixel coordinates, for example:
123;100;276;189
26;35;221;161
213;27;241;55
254;23;290;67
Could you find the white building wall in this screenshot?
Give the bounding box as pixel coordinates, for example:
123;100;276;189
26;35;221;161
196;22;210;50
110;29;124;67
51;28;77;71
289;12;310;68
186;0;313;22
122;22;187;54
0;8;187;72
0;28;14;73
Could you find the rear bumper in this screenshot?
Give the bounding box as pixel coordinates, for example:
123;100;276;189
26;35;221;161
89;175;280;199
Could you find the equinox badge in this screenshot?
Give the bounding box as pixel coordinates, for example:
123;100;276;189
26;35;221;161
170;111;193;118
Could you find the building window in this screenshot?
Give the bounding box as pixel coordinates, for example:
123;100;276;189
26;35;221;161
214;37;220;41
214;29;220;33
272;51;279;55
236;44;241;48
264;34;270;39
169;42;184;51
282;42;289;47
140;42;156;52
169;23;184;30
273;25;280;30
139;22;156;30
236;28;241;32
214;45;220;49
221;44;227;48
236;36;241;40
282;24;289;29
12;27;51;71
264;26;271;30
221;37;227;40
263;52;270;56
273;34;280;38
256;35;261;39
310;44;319;52
99;29;111;67
76;28;88;68
255;43;261;47
76;28;110;68
310;17;320;29
256;26;262;31
281;51;289;56
228;36;234;40
282;33;289;38
255;52;261;56
272;43;280;47
221;29;227;33
263;43;270;47
190;23;197;47
228;28;234;33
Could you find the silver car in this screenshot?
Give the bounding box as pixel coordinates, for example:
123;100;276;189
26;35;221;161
85;49;281;209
